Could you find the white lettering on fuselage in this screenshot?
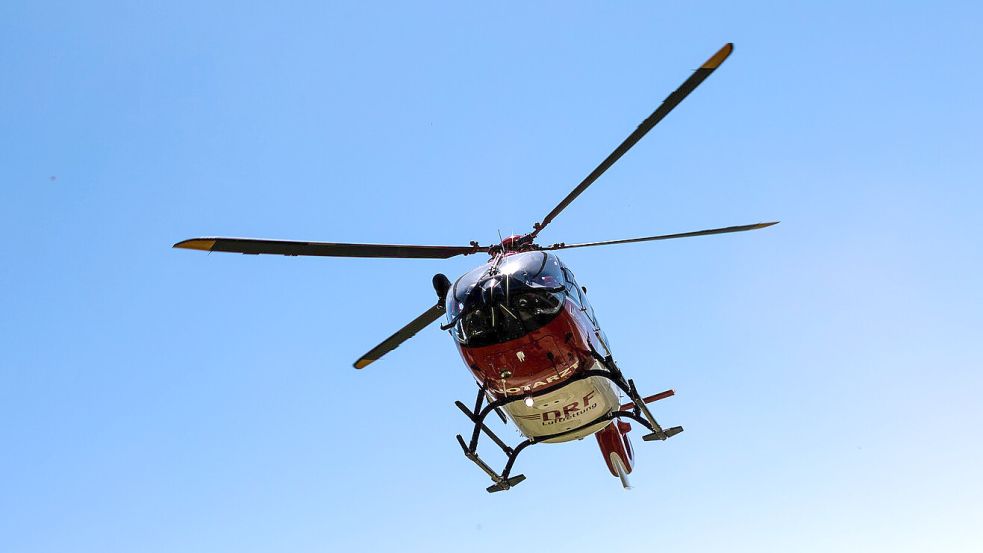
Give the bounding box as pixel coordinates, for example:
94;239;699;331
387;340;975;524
490;367;573;395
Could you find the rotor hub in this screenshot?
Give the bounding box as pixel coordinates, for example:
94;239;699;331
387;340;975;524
499;234;525;253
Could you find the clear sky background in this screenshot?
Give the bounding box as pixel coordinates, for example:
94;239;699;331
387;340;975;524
2;2;981;552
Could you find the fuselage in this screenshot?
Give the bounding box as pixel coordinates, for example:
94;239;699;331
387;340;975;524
444;251;621;442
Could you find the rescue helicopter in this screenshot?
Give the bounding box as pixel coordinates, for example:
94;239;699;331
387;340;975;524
174;43;777;492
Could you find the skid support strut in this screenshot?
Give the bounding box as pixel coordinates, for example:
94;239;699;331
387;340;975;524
591;347;683;442
453;349;682;492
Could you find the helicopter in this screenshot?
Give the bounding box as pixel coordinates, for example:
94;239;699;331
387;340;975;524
174;42;777;492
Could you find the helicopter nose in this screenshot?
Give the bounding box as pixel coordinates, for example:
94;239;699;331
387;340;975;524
479;276;507;306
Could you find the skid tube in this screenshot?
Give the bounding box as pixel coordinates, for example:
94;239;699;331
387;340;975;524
454;350;682;492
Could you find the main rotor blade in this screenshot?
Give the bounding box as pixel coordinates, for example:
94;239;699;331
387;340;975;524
174;237;487;259
353;304;444;369
542;221;778;251
530;43;734;239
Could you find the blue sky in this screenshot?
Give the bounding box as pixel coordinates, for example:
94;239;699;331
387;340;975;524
2;2;982;551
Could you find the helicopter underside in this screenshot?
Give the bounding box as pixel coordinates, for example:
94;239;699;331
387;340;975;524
452;352;683;492
502;370;620;443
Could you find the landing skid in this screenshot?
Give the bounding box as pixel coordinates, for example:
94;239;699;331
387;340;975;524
454;348;682;492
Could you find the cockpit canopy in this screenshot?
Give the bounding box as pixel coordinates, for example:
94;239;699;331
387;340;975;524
445;251;567;347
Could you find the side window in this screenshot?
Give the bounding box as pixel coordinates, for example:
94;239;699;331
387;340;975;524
561;267;581;306
562;267;598;326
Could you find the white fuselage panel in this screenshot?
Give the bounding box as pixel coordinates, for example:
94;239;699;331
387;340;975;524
503;368;620;443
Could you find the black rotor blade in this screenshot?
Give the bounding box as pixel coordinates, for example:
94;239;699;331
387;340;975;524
353;304;445;369
530;43;734;239
174;237;487;259
542;221;778;251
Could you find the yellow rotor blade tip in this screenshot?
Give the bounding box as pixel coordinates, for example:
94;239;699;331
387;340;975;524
701;43;734;69
173;239;217;251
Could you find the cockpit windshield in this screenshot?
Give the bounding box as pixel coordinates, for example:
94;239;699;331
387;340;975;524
497;252;565;289
445;252;567;347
